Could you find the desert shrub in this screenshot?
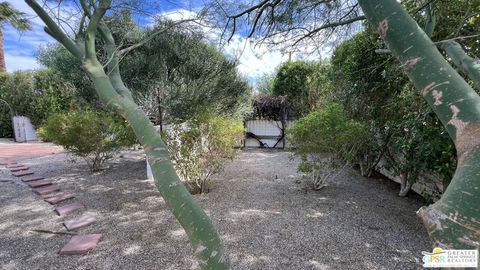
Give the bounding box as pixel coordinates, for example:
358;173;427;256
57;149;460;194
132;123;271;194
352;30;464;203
288;103;366;190
163;114;244;194
38;110;136;171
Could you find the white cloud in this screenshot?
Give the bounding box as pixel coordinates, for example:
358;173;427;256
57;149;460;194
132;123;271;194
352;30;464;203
158;9;331;84
5;53;41;71
223;37;287;80
160;8;198;22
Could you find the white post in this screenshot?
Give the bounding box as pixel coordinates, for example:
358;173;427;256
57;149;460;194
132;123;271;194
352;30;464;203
146;125;161;181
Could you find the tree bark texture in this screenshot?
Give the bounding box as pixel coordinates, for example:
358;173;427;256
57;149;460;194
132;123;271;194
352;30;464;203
359;0;480;251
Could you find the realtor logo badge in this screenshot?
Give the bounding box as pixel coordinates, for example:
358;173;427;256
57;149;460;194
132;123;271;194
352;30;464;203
422;247;478;268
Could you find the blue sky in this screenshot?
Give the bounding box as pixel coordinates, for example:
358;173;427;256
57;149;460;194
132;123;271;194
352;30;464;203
3;0;325;85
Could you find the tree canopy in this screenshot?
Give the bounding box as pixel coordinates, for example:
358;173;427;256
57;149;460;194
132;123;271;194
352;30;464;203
272;60;316;116
38;11;251;123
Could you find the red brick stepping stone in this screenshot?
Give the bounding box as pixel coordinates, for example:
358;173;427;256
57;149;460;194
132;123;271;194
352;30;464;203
1;160;15;166
59;234;102;255
44;192;75;204
55;203;85;216
33;184;61;195
22;175;45;182
12;170;34;177
6;164;24;168
10;166;29;172
64;214;96;231
42;192;63;199
27;179;52;188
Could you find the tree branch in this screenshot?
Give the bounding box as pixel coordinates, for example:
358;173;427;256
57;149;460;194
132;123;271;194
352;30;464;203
424;3;436;37
97;21;133;100
25;0;83;59
439;40;480;87
118;19;196;56
293;15;366;46
85;0;111;61
247;0;282;39
228;0;271;19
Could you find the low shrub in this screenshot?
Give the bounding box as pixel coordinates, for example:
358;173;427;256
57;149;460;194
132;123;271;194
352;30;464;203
38;110;136;171
288;103;366;190
163;114;244;194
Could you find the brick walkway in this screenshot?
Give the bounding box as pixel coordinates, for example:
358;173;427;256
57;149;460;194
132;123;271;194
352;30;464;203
0;140;64;162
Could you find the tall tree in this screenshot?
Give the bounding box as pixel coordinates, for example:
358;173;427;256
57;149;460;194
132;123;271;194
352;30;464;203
0;2;31;72
120;21;251;124
25;1;228;269
272;60;316;116
37;13;251;124
221;0;480;251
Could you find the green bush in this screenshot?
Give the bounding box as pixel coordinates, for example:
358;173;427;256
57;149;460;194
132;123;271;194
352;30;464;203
272;60;316;116
327;29;457;195
288;103;366;190
0;70;79;137
163;114;244;194
38;110;136;171
0;71;35;137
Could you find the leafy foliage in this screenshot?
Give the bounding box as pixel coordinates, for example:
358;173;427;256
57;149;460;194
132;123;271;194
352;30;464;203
33;70;80;123
123;22;251;123
0;70;79;137
38;110;136;171
0;71;35;137
0;1;31;29
251;94;289;120
324;28;458;191
288;103;366;190
38;12;251;123
255;73;275;94
37;45;98;104
272;60;316;116
163;114;244;194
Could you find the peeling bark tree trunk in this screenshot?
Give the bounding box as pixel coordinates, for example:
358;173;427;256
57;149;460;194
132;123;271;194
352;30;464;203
0;28;6;73
359;0;480;251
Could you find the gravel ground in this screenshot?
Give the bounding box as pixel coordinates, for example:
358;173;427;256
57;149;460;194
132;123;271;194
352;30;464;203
0;149;430;270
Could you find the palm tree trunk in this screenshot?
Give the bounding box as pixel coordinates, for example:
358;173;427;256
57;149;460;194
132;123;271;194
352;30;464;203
0;27;6;73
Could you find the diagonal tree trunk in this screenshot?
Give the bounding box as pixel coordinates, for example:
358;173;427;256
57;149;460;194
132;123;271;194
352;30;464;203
25;1;229;268
359;0;480;251
0;27;6;73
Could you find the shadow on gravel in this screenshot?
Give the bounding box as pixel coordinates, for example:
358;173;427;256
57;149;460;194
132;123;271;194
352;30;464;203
0;149;431;270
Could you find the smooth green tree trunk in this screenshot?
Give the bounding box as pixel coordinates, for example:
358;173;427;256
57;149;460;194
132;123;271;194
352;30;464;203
359;0;480;252
439;40;480;87
25;0;229;268
86;61;229;269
